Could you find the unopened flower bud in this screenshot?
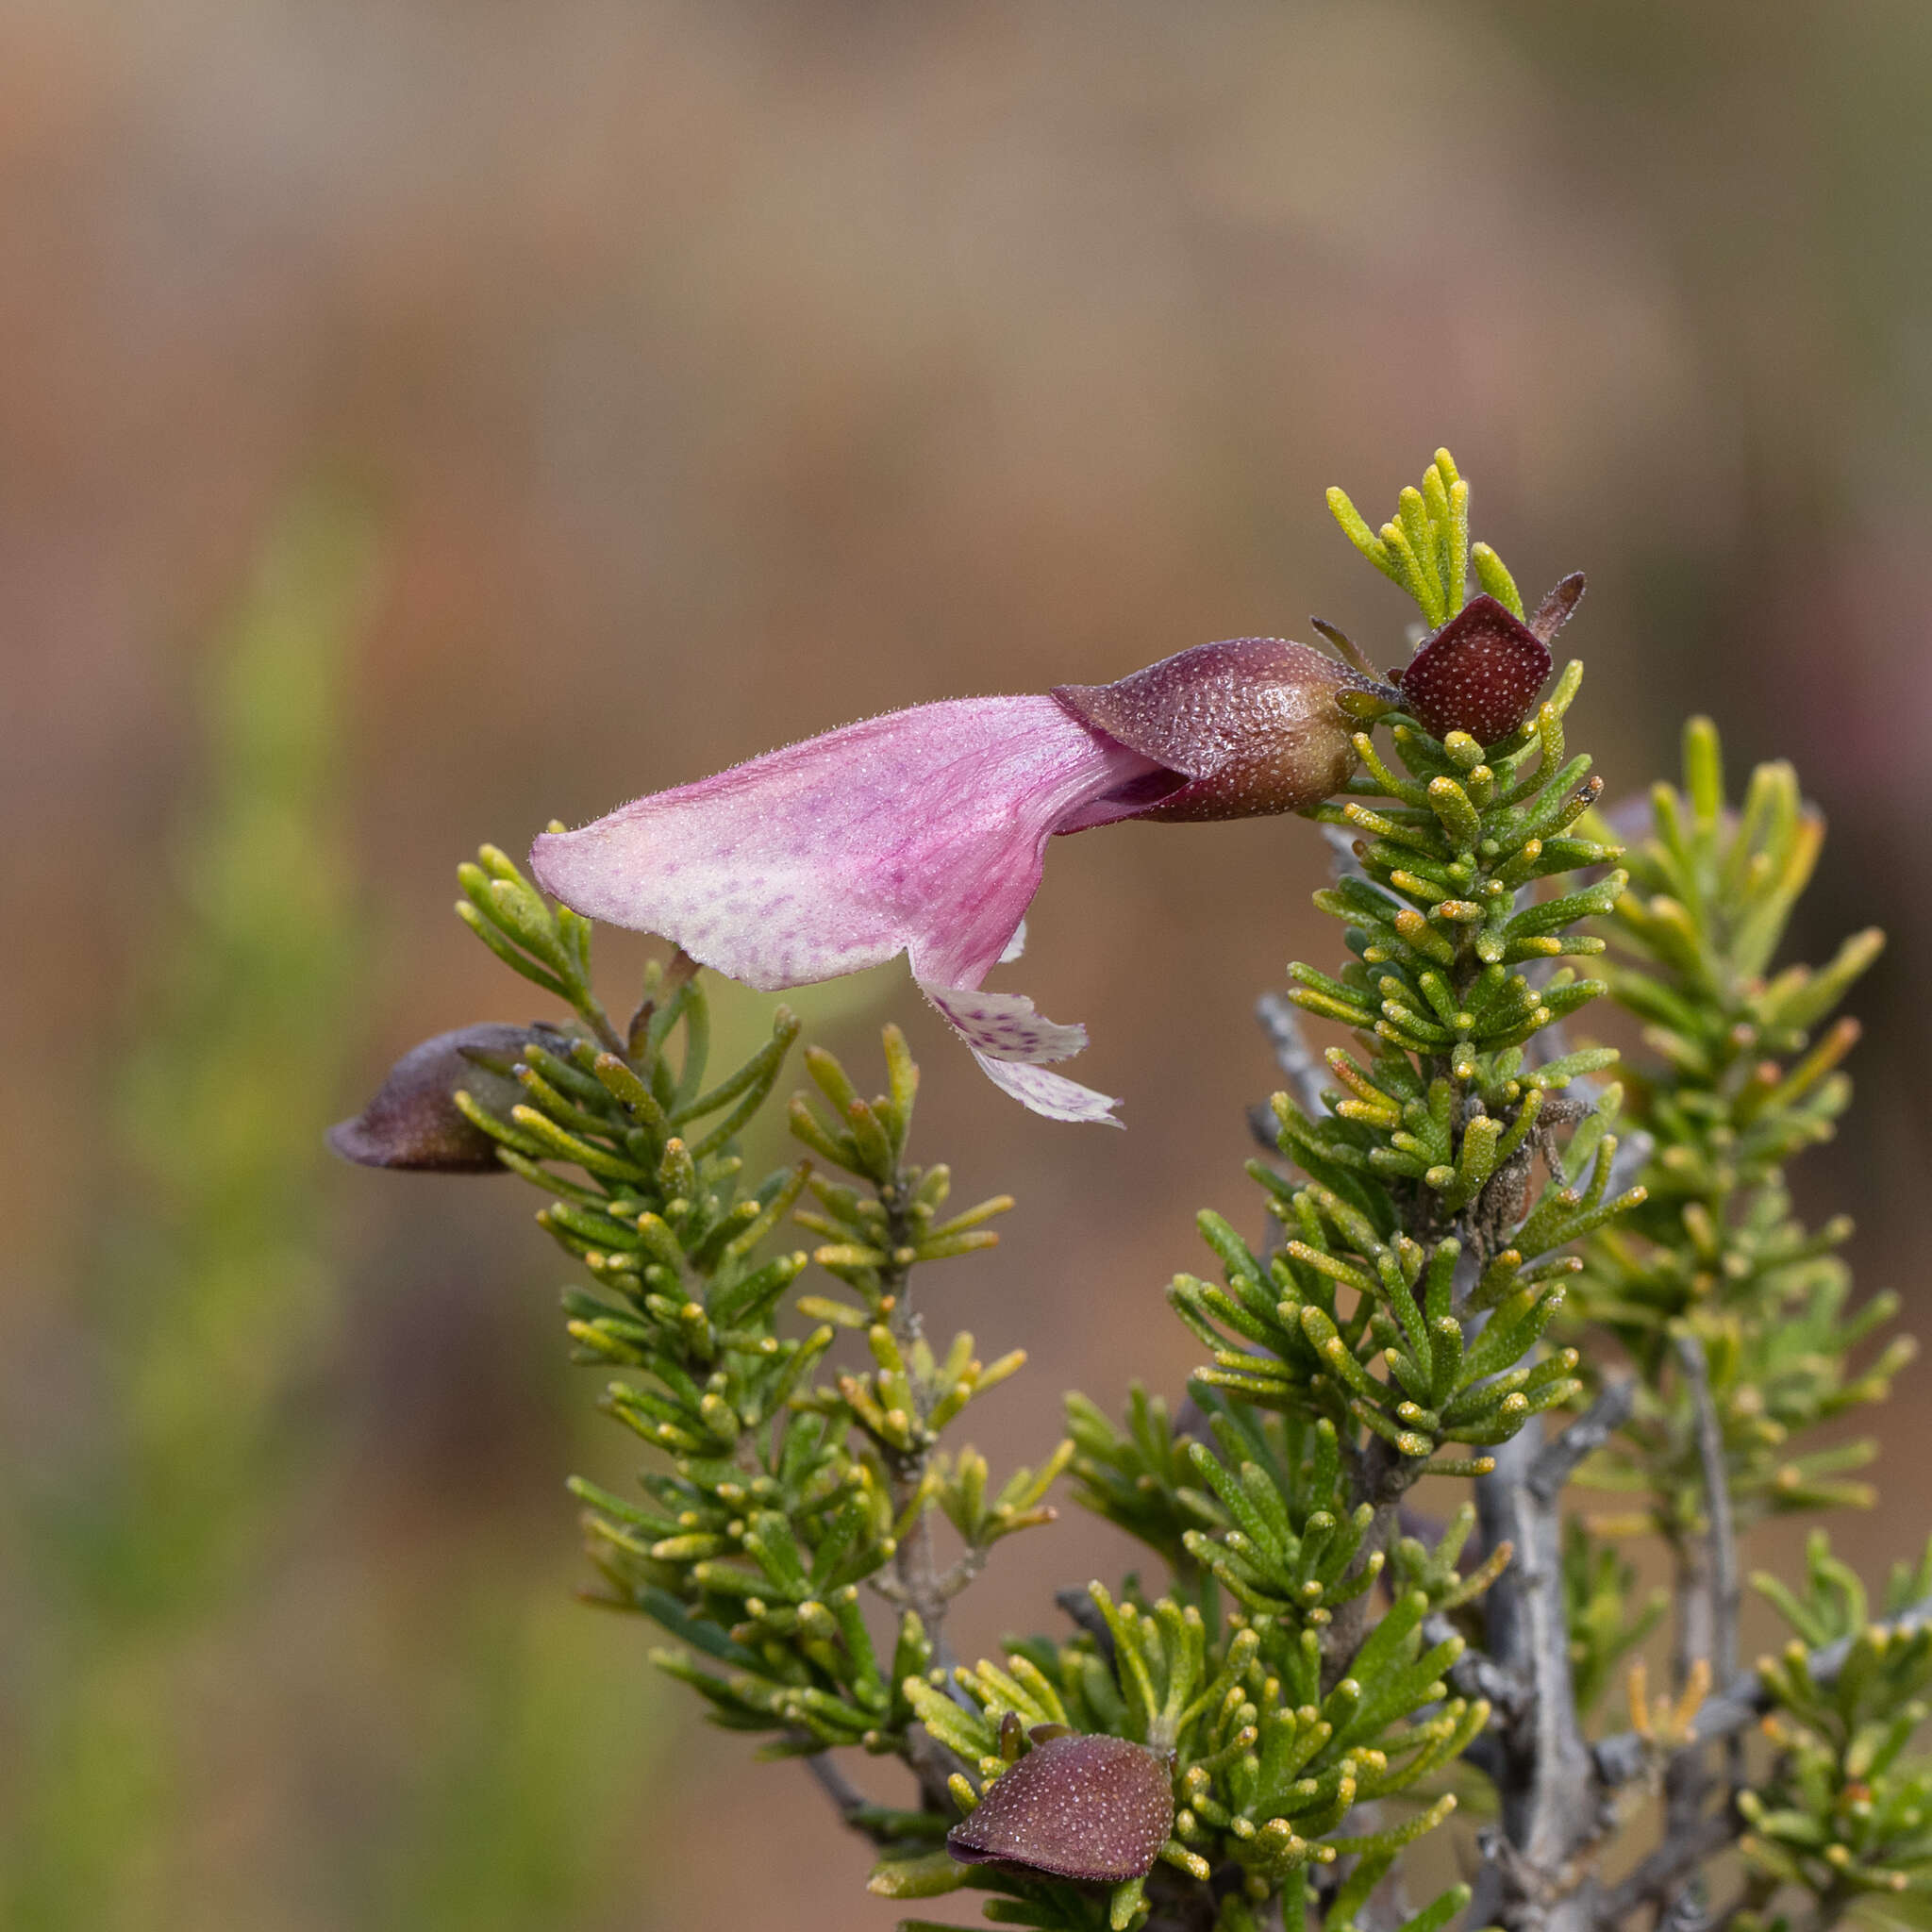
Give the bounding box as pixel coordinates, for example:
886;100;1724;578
326;1023;564;1173
1394;574;1584;745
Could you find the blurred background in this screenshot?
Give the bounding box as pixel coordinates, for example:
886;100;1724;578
5;2;1930;1925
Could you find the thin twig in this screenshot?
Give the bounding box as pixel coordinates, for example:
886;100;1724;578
1529;1379;1636;1503
804;1752;877;1834
1324;1438;1412;1689
1057;1587;1119;1669
1593;1596;1932;1789
1256;991;1331;1120
801;1753;957;1853
1471;1419;1607;1932
1424;1608;1528;1723
1604;1125;1656;1203
1677;1330;1741;1799
1321;822;1364;880
1641;1334;1741;1928
1597;1814;1737;1926
580;994;628;1058
1458;1385;1639;1930
1675;1334;1740;1686
935;1548;990;1599
868;1177;974;1797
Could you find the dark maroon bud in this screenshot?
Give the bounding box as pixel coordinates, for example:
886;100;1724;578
1054;638;1390;823
946;1733;1175;1885
327;1023;559;1173
1395;576;1582;746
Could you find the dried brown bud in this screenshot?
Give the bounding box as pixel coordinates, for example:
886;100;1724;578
1395;575;1583;745
1055;638;1387;822
326;1023;561;1173
946;1733;1175;1884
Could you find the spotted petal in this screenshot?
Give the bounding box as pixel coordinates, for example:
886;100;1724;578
918;984;1119;1124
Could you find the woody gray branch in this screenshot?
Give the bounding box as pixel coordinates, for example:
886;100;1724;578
802;1754;905;1847
1675;1332;1740;1691
1678;1329;1741;1801
1467;1381;1637;1932
1650;1331;1739;1929
1467;1348;1926;1930
1585;1604;1932;1928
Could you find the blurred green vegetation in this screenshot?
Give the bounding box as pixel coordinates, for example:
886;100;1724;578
0;503;668;1931
4;502;373;1927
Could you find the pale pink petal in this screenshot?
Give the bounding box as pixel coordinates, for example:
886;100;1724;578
532;695;1168;989
530;695;1174;1120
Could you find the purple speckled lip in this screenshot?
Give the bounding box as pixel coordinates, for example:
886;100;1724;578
530;637;1372;1124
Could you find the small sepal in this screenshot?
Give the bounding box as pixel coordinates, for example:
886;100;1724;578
1394;590;1571;747
945;1732;1176;1884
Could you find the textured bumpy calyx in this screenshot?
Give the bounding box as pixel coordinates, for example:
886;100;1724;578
946;1733;1175;1883
1054;637;1383;821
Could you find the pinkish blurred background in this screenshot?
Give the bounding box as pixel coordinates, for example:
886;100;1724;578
5;3;1930;1927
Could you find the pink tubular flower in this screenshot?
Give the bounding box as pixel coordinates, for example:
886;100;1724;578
530;639;1387;1124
